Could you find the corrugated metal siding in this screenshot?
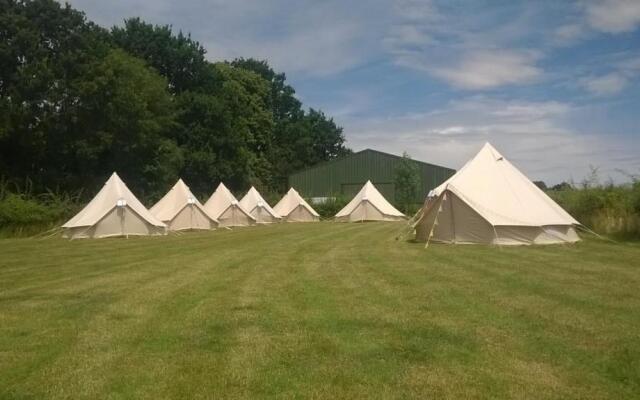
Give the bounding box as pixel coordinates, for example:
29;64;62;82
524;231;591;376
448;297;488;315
288;149;455;202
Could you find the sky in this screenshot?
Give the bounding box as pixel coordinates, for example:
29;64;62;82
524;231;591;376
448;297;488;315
65;0;640;185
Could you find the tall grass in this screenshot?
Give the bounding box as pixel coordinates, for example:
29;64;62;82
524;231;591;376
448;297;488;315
547;172;640;239
0;177;82;237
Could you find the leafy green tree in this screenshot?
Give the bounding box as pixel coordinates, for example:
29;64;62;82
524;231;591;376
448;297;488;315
0;0;110;192
0;1;349;203
231;58;303;121
112;25;277;194
394;152;421;213
112;18;209;94
65;49;182;198
533;181;548;190
174;63;274;196
232;59;350;191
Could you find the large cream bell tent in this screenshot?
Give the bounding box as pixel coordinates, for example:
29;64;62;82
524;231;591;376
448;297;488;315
203;183;255;227
239;187;281;224
414;143;581;245
274;188;320;222
335;180;405;222
62;172;166;239
150;179;218;231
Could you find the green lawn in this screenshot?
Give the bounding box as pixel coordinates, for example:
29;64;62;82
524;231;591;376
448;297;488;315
0;222;639;399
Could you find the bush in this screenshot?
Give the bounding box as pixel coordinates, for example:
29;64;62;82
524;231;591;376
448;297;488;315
0;178;82;237
398;202;423;218
0;193;55;225
632;181;640;214
312;196;349;219
548;181;640;239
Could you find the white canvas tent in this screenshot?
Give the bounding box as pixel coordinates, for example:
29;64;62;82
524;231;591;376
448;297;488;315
414;142;580;245
62;172;166;238
203;183;255;227
274;188;320;222
239;187;281;223
335;180;405;222
150;179;218;231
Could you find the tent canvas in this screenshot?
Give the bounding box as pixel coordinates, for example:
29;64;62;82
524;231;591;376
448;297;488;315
239;187;281;224
62;172;166;239
414;142;580;245
335;180;405;222
274;188;320;222
150;179;218;231
203;183;255;227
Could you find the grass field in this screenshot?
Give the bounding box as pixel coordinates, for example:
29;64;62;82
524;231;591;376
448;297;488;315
1;222;639;399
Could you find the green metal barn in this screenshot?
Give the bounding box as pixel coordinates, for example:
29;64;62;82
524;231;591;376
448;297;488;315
288;149;455;203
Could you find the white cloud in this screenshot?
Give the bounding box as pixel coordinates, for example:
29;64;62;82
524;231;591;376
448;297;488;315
66;0;387;76
384;1;545;90
618;56;640;74
553;23;587;45
580;73;628;96
551;1;640;46
393;0;440;22
585;0;640;33
341;97;639;184
429;50;542;90
578;55;640;96
382;24;433;49
429;126;473;136
204;21;367;76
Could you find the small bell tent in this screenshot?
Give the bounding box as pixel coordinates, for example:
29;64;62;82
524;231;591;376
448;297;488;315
150;179;218;231
274;188;320;222
203;183;255;227
62;172;166;239
239;187;281;223
335;180;405;222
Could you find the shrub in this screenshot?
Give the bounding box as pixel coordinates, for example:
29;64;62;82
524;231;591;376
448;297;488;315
548;182;640;239
312;196;349;219
399;202;423;218
0;178;82;237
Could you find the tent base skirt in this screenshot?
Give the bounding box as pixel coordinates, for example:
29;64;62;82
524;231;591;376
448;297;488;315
63;205;166;239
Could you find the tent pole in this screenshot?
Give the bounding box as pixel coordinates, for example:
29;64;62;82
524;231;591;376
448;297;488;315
450;193;456;244
361;201;366;223
425;194;444;249
492;224;501;250
120;207;126;238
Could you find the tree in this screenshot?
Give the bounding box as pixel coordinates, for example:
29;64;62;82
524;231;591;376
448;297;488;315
551;182;573;191
533;181;548;190
0;1;350;203
112;18;209;94
64;48;182;198
394;152;421;213
0;0;111;193
174;63;274;196
231;58;303;121
231;59;350;191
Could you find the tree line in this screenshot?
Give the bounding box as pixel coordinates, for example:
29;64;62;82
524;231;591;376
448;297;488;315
0;0;350;201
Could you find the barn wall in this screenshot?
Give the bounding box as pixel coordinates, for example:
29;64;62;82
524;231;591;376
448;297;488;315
288;149;455;203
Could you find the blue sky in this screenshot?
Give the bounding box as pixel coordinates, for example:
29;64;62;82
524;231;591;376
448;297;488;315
66;0;640;184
